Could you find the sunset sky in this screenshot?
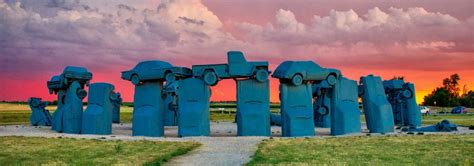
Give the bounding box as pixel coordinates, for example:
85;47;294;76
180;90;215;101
0;0;473;104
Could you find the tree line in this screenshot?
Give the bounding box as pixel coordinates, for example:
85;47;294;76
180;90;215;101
423;74;474;107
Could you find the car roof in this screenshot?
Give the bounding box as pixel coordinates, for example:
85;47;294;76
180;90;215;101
63;66;89;73
275;61;322;72
50;75;61;81
275;61;321;71
134;60;172;70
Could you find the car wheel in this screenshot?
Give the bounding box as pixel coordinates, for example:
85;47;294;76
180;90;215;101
76;89;87;99
203;70;218;86
31;99;40;107
326;74;337;86
63;77;68;85
131;74;140;85
291;74;303;86
59;95;65;105
165;72;176;83
403;89;412;98
358;86;364;96
110;92;118;101
255;69;268;82
316;106;329;115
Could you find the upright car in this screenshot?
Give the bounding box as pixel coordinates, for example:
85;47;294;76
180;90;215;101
121;60;192;85
272;61;341;86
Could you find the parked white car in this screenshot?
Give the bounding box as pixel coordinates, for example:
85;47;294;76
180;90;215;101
419;106;430;114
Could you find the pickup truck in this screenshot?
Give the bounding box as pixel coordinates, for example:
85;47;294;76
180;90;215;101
192;51;270;86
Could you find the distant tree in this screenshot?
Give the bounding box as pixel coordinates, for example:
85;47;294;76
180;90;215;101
442;73;460;97
423;87;451;107
459;91;474;107
423;73;462;107
461;84;468;97
391;76;405;80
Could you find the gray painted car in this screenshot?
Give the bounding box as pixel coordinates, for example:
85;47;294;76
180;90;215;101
47;66;92;94
192;51;270;86
272;61;341;86
121;60;192;85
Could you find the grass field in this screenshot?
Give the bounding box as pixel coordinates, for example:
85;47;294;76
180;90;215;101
0;103;280;124
428;106;472;114
1;103;473;127
2;102;473;165
247;134;474;165
422;114;474;126
0;136;199;165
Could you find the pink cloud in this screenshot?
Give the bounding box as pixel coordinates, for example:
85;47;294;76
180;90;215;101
0;0;473;102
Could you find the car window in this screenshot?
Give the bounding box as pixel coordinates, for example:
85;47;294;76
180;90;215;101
135;61;171;70
307;61;322;70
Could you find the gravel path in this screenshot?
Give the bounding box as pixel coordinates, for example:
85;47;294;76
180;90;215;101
165;137;265;166
0;122;271;166
1;122;473;166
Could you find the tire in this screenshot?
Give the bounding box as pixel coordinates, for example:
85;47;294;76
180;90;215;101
131;74;140;85
316;106;329;115
358;86;364;96
291;74;303;86
203;70;218;86
403;89;412;98
255;69;268;82
165;72;176;83
60;95;66;105
326;74;337;86
110;93;118;101
31;99;40;107
76;89;87;99
63;77;68;85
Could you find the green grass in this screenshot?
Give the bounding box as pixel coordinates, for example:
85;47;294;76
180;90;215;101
2;102;472;127
0;112;31;125
0;136;200;165
422;114;474;127
248;134;474;165
0;102;277;124
121;111;133;123
360;114;474;127
0;103;133;125
209;108;280;122
210;112;235;122
0;103;56;113
428;106;473;114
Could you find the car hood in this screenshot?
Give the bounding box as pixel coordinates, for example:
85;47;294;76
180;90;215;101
272;61;296;78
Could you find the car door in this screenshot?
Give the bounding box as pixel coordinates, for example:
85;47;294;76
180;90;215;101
305;62;326;80
228;52;252;76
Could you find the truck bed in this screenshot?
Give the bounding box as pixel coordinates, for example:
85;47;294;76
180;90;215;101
191;64;230;78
